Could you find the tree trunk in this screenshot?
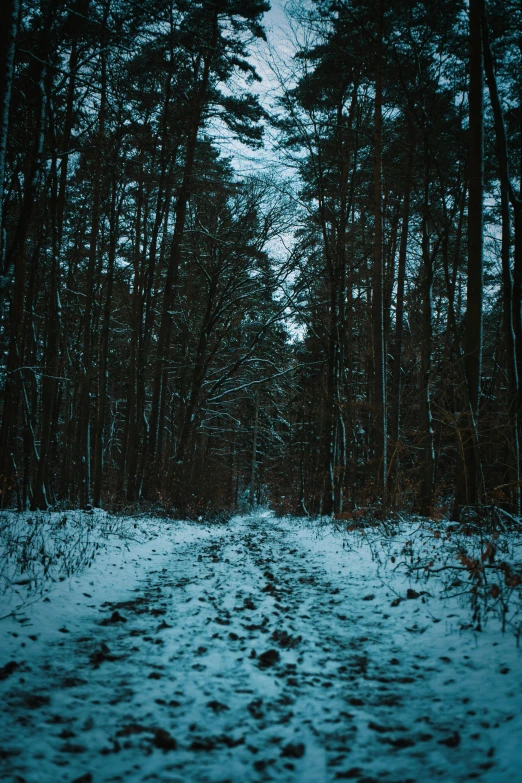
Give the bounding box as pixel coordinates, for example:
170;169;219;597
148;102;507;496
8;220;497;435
249;390;260;508
372;0;386;499
0;59;47;487
78;44;106;508
514;10;522;431
480;2;520;512
389;127;413;497
322;283;337;517
0;0;19;274
419;145;435;515
31;83;62;510
461;0;484;506
124;157;145;502
92;175;119;507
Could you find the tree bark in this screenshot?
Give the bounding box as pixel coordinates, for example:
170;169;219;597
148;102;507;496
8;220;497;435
0;0;19;274
389;127;413;497
372;0;387;499
419;144;435;515
461;0;484;506
31;82;62;510
0;58;47;487
78;43;106;508
92;174;119;507
480;2;520;512
249;389;260;508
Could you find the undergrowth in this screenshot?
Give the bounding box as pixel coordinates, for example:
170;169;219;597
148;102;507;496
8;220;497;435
0;511;152;602
330;505;522;643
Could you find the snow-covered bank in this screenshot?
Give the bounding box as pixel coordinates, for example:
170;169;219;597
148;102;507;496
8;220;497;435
0;510;218;657
1;510;154;608
0;512;521;782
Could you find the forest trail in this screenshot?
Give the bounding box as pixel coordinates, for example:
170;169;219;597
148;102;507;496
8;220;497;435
0;512;520;783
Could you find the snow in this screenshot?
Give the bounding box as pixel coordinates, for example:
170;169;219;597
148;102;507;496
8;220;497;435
0;511;521;782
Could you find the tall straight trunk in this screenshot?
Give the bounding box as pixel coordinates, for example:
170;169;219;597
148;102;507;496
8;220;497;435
514;18;522;499
480;2;520;512
92;176;119;507
146;10;219;491
59;238;81;500
372;0;386;498
78;44;106;508
0;61;47;485
38;14;83;506
322;281;337;516
0;0;19;269
383;197;400;344
332;80;357;514
249;390;260;508
389;129;413;489
514;8;522;426
441;197;485;516
125;159;145;502
514;200;522;422
419;146;435;515
500;178;520;512
17;242;40;509
229;419;237;507
56;43;79;247
32;85;62;510
462;0;484;505
50;11;84;502
444;188;466;353
336;409;347;513
321;85;356;516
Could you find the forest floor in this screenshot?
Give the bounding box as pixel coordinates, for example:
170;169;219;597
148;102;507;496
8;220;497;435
0;511;521;783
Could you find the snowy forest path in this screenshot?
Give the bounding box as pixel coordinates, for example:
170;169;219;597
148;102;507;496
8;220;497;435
0;512;518;782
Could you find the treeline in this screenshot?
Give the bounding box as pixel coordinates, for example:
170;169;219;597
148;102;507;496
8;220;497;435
0;0;521;518
276;0;522;517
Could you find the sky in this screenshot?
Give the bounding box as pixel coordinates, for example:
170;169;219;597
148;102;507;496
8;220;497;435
211;1;301;270
218;0;296;179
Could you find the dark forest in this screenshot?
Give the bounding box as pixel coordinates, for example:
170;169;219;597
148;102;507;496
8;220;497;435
2;3;522;782
1;0;522;518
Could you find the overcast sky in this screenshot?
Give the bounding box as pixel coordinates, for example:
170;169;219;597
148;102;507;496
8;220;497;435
216;1;297;177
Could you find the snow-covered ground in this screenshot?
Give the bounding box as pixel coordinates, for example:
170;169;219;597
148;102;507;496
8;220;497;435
0;511;521;782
